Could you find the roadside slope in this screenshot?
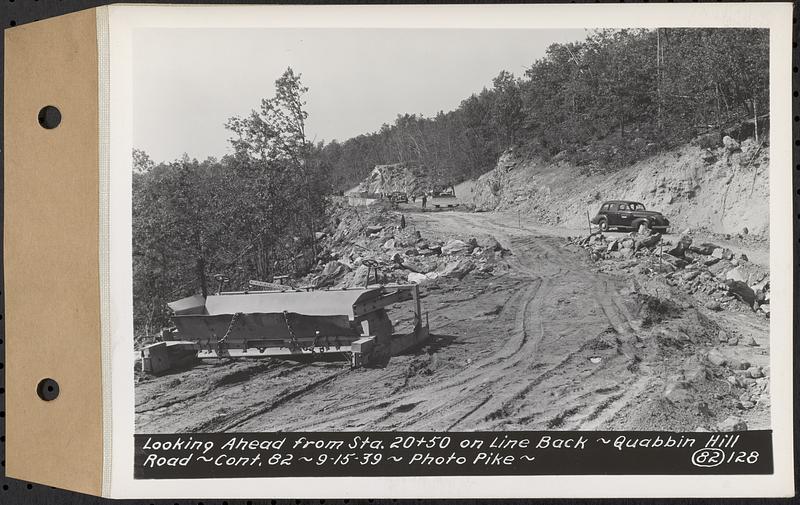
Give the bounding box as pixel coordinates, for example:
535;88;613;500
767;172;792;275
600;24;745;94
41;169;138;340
456;140;769;236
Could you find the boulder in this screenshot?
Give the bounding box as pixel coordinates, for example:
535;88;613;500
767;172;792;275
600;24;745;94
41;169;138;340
349;264;371;287
441;259;476;280
701;150;717;164
690;243;719;255
407;272;429;284
365;225;383;235
730;359;751;371
663;382;694;403
711;248;724;259
744;336;759;347
717;416;748;432
667;235;693;257
747;366;764;379
706;348;727;366
382;238;396;250
441;239;468;255
723;135;741;152
684;270;701;282
403;257;437;274
479;235;504;251
607;240;619;253
726;280;756;306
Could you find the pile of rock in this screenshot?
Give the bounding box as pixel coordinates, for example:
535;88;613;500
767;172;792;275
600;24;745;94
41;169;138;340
569;231;770;316
663;346;767;431
306;207;510;288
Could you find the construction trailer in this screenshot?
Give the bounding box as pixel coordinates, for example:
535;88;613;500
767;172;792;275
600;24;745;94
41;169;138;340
140;284;430;374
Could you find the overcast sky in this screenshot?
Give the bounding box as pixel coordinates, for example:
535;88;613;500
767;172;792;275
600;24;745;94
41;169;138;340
133;28;587;163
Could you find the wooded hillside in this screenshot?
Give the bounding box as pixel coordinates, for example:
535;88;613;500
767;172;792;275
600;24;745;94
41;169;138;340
317;28;769;190
133;69;330;336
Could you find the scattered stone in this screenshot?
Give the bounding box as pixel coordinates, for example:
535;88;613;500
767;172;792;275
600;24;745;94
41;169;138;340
382;238;396;250
747;366;764;379
717;329;729;342
703;256;720;266
705;301;722;311
739;401;755;410
727;336;739;346
365;225;383;235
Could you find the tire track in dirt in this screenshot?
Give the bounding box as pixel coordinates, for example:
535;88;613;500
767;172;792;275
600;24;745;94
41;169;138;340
136;211;675;433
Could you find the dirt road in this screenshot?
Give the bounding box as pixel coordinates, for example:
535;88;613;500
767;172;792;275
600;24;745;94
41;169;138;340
136;211;770;433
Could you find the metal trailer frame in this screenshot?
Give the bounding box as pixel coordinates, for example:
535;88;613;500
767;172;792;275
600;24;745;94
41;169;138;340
140;284;430;373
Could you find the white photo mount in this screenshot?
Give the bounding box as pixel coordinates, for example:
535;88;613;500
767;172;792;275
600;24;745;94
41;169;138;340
4;3;795;498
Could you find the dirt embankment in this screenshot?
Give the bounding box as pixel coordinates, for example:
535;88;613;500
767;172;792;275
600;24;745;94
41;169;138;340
456;139;769;236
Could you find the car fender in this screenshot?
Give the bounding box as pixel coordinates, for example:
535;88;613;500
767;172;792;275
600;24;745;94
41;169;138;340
631;217;649;229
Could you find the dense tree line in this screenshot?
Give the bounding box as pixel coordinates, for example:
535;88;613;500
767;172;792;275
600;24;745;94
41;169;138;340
318;28;769;189
133;69;330;337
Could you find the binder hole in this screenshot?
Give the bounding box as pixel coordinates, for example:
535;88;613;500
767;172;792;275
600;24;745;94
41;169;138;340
37;105;61;129
37;378;59;401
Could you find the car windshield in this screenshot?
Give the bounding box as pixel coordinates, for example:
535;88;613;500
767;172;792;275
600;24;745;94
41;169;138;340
629;203;646;211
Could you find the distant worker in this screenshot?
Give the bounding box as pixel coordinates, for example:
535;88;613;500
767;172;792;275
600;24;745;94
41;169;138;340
400;214;406;229
421;194;427;209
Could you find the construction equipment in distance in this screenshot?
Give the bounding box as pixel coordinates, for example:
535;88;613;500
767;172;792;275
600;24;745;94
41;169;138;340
140;283;430;374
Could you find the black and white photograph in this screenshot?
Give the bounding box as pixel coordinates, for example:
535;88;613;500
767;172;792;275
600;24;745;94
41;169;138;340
131;22;777;437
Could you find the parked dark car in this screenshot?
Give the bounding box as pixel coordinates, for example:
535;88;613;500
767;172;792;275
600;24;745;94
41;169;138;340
590;200;669;233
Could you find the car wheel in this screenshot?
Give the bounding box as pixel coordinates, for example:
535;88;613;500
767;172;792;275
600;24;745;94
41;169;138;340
599;219;608;232
637;221;650;234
